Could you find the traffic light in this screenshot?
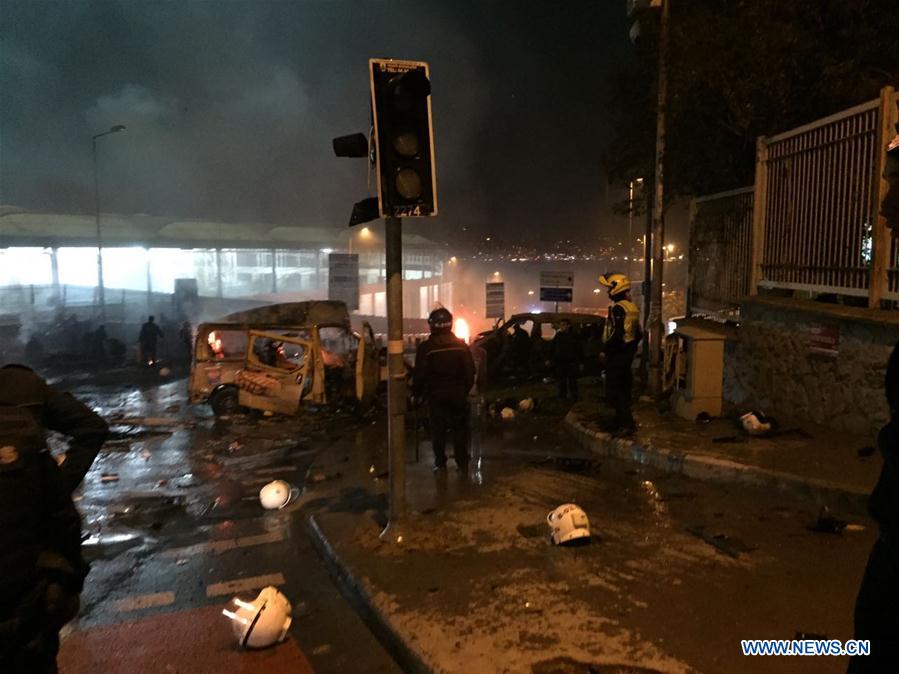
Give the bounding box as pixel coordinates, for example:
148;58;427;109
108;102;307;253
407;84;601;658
369;58;437;218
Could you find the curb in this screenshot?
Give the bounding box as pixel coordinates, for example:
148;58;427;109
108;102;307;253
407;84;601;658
305;514;434;674
564;411;871;512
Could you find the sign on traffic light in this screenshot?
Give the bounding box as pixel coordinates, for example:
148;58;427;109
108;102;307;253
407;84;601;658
369;58;437;218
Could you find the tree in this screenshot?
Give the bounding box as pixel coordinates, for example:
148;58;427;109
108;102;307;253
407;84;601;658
606;0;899;199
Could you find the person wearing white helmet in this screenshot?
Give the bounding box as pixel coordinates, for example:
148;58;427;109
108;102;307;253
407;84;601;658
598;273;643;437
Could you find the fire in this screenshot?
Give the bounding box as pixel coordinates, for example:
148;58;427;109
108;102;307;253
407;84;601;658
208;331;224;358
454;317;470;344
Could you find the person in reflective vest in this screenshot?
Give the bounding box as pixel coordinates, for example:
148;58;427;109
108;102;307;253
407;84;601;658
599;274;643;437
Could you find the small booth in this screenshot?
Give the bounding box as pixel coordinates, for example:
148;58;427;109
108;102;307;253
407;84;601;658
669;324;726;420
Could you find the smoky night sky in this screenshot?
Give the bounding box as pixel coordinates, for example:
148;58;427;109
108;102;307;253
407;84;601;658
0;0;632;247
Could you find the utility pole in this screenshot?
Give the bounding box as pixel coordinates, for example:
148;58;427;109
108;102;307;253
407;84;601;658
381;215;407;542
648;0;669;395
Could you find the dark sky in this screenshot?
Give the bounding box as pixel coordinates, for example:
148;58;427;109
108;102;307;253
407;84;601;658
0;0;632;247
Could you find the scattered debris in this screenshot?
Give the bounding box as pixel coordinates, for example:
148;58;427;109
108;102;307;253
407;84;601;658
312;644;332;656
228;441;242;451
695;412;712;424
845;523;866;532
686;525;757;558
518;397;536;412
808;507;847;534
165;404;181;413
141;450;152;461
159;367;172;377
500;407;516;420
176;558;188;566
100;473;119;483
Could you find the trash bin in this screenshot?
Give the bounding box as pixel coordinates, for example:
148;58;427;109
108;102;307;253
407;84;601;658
670;324;726;420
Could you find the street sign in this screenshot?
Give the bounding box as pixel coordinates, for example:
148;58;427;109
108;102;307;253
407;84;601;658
539;270;574;304
485;282;505;319
540;271;574;288
328;253;359;311
539;287;573;303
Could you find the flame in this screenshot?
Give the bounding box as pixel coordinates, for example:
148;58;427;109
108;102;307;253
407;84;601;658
208;331;223;357
454;317;470;344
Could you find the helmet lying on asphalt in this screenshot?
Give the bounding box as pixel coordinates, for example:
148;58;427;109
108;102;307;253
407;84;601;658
222;586;292;649
259;480;297;510
547;503;591;545
740;410;774;437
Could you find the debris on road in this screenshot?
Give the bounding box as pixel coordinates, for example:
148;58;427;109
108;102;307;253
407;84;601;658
808;506;848;534
686;525;757;558
222;586;292;649
100;473;119;483
501;407;516;420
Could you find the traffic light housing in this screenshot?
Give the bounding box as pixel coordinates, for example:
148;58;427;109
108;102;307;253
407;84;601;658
369;59;437;218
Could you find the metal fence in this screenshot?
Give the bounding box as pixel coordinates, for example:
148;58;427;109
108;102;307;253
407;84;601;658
688;187;754;317
751;87;898;305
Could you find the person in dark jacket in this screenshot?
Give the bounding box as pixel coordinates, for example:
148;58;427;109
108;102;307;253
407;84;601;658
510;323;532;376
138;315;164;366
412;308;475;473
551;319;581;401
848;342;899;673
0;364;108;673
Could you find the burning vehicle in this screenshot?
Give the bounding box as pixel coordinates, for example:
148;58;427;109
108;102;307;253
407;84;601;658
472;312;606;377
188;301;380;415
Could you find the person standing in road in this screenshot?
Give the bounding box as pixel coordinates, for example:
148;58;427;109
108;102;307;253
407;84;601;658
599;273;643;437
550;319;581;401
848;138;899;672
0;364;108;673
138;315;164;366
412;308;475;474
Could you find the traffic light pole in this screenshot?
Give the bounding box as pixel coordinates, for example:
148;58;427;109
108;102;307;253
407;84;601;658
380;215;407;543
648;0;669;395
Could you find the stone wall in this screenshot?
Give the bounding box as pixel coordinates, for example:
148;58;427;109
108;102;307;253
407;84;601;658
723;297;899;437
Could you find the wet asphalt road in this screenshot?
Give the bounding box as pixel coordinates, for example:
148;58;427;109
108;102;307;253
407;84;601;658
55;372;400;674
50;370;879;673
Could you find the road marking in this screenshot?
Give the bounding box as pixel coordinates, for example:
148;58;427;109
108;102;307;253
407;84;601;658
207;572;285;597
253;464;299;475
161;531;284;558
113;591;175;612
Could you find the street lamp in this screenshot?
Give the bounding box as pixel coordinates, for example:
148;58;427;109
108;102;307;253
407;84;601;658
92;124;126;320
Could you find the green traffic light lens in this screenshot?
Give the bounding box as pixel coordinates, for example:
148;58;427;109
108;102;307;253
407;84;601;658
395;168;423;200
393;131;420;158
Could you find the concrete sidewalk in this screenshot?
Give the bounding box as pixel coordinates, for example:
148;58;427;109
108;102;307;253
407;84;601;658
300;413;873;674
566;401;881;511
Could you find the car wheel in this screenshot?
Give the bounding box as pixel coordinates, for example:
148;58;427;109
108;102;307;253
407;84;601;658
209;386;239;416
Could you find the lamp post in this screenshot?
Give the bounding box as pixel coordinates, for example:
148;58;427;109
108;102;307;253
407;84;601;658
92;124;126;320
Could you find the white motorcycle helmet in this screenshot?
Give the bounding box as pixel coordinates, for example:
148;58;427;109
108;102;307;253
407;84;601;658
518;397;535;412
500;407;516;420
259;480;298;510
222;586;292;649
740;410;773;437
547;503;591;545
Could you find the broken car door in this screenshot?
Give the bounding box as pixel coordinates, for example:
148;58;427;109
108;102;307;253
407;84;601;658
237;331;313;415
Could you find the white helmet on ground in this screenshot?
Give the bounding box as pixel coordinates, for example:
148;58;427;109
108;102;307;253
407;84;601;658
518;397;535;412
222;586;292;649
547;503;591;545
740;410;773;436
259;480;297;510
500;407;516;420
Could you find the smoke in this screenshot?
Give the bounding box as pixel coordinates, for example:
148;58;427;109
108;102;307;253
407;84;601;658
0;0;629;244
